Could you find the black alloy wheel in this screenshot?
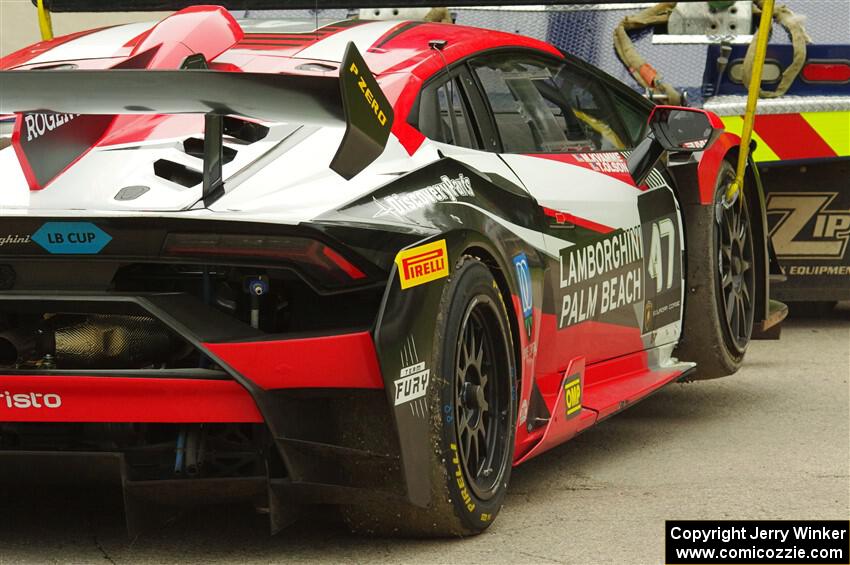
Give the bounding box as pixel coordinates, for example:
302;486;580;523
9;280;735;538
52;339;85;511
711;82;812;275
717;193;756;353
454;295;512;501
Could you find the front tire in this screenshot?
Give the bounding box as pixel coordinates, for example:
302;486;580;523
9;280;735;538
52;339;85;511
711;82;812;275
344;257;516;536
677;161;756;379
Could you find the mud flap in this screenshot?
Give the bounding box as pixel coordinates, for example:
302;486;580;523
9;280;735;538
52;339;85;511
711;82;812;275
373;234;464;508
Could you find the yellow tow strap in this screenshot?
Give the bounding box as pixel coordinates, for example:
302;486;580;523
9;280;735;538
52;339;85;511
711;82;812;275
727;0;775;203
37;0;54;41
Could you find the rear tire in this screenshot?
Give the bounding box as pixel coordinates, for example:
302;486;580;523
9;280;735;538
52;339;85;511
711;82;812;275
676;161;756;380
343;257;516;536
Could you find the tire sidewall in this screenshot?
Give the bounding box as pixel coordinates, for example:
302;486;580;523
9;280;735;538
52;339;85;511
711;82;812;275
432;258;516;532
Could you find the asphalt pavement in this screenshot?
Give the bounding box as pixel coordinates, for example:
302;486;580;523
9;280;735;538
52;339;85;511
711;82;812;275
1;305;848;565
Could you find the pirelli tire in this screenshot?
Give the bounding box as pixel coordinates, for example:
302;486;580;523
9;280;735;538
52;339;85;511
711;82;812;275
344;256;517;536
677;160;756;380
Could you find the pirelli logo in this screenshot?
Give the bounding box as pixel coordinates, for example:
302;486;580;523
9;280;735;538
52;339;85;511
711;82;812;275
564;376;581;418
395;240;449;289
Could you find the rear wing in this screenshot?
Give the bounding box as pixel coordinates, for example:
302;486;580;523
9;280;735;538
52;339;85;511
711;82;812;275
0;42;393;201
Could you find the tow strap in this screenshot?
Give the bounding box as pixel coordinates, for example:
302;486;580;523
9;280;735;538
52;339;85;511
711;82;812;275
613;0;810;104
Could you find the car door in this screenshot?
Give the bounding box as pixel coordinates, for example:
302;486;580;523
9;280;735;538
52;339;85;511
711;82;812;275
468;51;684;373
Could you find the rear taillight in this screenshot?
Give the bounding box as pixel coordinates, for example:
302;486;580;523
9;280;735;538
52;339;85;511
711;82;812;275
801;61;850;83
162;233;367;286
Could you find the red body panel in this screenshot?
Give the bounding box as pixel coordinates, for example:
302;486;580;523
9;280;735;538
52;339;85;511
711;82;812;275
0;375;262;423
205;331;384;391
127;5;243;68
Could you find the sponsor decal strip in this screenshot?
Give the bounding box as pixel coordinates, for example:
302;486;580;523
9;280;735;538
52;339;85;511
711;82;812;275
374;174;474;218
558;226;644;329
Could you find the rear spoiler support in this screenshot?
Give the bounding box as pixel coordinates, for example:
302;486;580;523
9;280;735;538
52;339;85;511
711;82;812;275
203;114;225;205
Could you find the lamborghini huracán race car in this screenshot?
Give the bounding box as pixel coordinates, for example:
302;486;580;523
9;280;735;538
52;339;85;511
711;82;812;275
0;5;783;535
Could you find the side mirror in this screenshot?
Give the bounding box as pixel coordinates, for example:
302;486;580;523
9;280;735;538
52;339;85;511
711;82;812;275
627;106;725;186
649;106;723;152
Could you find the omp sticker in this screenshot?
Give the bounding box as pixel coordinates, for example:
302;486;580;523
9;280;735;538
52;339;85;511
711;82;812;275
513;252;533;337
564;376;581;418
395;239;449;289
31;222;112;255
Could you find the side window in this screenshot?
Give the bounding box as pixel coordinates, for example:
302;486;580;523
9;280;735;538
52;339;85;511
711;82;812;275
418;77;478;149
471;54;632;153
608;88;650;146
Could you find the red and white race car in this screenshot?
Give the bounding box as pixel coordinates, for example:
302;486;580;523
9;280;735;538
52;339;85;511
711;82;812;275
0;5;784;535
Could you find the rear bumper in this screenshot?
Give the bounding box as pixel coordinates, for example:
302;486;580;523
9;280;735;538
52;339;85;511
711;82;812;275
0;374;263;423
0;291;403;523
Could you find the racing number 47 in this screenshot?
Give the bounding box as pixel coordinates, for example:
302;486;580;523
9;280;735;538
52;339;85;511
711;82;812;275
648;219;675;293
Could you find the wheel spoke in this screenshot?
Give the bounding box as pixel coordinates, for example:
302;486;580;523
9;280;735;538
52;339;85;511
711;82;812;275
477;425;488;465
468;431;478;472
462;426;472;460
725;291;736;323
730;294;740;339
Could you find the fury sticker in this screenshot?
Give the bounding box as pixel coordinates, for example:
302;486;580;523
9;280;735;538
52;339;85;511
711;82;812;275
373;174;474;218
395;239;449;290
767;192;850;260
563;376;581;418
395;336;429;417
31;222;112;255
558;226;644;329
1;391;62;409
513;252;533;337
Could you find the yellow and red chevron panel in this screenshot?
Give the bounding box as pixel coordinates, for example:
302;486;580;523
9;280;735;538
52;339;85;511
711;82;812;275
721;112;850;163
